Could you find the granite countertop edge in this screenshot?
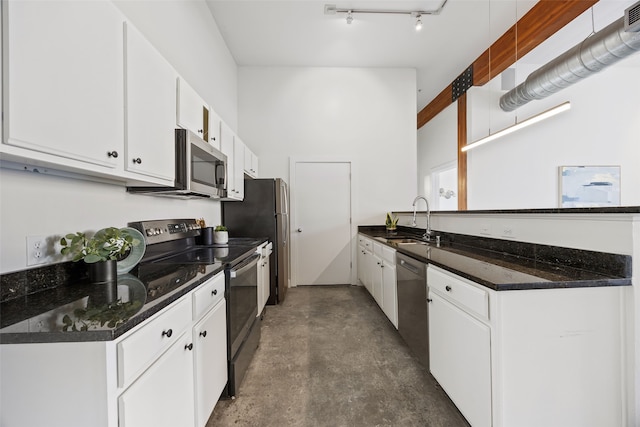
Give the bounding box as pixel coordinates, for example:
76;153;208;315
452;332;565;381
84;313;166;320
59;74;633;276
0;240;269;345
0;263;227;345
358;227;631;291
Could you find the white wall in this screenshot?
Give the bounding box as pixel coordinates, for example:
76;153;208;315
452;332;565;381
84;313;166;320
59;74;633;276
0;0;237;273
238;67;418;225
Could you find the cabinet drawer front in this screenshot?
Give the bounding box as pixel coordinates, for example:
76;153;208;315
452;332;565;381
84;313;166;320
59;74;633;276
117;297;191;387
428;266;488;319
381;245;396;264
359;236;372;250
193;272;225;320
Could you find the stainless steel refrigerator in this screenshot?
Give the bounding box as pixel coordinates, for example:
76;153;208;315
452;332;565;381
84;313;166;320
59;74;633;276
221;178;290;304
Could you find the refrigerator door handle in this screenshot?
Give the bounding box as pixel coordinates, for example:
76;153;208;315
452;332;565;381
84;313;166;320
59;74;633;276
282;180;289;217
281;180;289;246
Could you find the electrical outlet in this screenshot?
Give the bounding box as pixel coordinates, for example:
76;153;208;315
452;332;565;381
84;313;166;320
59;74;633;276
502;226;515;238
26;236;47;266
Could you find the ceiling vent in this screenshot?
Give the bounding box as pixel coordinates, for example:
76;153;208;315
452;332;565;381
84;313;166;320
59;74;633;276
625;1;640;32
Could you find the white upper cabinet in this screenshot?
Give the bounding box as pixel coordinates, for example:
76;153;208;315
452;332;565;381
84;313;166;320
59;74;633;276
220;121;236;198
233;136;245;200
123;22;176;183
244;146;258;178
177;77;209;140
3;0;124;170
220;122;244;201
208;109;222;151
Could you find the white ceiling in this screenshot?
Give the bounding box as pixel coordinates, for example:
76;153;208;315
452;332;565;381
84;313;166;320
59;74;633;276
205;0;537;112
205;0;637;112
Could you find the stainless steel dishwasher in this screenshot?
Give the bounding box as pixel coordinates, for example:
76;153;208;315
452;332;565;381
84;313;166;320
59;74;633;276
396;252;429;368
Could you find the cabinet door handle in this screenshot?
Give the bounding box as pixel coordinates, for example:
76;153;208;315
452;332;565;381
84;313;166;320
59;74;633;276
162;329;173;338
197;129;203;134
199;331;207;338
132;157;142;164
107;151;118;158
211;289;218;296
184;343;193;351
427;298;433;303
445;285;452;292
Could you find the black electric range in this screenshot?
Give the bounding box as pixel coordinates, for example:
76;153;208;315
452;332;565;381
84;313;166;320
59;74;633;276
129;219;266;398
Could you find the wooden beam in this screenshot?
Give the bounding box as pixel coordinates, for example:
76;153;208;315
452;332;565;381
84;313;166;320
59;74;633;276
457;93;468;210
417;85;452;129
417;0;599;128
473;0;599;85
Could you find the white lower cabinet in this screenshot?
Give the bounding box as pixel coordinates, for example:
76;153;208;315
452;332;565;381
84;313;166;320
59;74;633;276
0;271;227;427
372;252;384;307
427;264;627;427
193;299;227;427
429;292;491;427
357;235;397;328
118;331;195;427
357;235;373;294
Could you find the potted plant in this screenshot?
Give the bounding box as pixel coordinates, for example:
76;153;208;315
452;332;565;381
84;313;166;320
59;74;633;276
60;227;141;283
385;212;399;231
213;225;229;244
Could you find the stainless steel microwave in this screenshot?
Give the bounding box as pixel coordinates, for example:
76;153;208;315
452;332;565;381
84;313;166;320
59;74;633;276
127;129;227;199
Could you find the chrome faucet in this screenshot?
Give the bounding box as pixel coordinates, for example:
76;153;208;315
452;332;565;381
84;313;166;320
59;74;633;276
412;195;431;241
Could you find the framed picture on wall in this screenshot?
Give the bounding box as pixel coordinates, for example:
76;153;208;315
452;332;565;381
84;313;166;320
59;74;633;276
559;166;621;208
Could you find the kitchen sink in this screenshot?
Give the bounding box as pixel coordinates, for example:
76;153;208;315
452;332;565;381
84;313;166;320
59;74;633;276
375;237;429;245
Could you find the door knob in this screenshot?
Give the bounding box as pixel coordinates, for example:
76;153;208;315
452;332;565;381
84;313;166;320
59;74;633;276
297;228;303;232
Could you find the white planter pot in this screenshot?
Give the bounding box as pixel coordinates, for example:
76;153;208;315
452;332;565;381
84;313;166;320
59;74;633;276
213;231;228;244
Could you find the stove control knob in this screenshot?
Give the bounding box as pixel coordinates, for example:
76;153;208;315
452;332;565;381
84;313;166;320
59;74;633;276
146;229;154;236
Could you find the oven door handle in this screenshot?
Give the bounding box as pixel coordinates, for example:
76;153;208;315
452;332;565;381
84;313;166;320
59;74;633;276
229;253;261;278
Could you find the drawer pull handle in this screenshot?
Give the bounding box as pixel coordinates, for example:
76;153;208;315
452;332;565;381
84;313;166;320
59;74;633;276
162;329;173;338
212;289;218;296
445;285;452;292
107;150;118;158
132;157;142;164
185;343;193;351
199;331;207;338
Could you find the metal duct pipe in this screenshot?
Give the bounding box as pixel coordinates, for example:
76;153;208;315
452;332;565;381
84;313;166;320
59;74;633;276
500;17;640;112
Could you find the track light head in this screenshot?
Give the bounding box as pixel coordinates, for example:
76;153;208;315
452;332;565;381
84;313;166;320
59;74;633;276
415;14;423;31
346;10;353;24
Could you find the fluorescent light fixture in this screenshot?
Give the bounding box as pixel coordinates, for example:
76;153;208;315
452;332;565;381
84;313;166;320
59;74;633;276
461;101;571;152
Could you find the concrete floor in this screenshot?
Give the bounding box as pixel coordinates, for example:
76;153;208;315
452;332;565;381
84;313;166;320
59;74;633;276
208;285;470;427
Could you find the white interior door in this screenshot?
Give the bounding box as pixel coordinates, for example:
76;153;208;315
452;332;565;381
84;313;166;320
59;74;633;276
292;161;352;286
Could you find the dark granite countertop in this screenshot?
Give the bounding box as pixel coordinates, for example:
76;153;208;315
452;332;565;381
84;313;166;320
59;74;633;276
394;206;640;215
359;226;631;291
0;242;264;344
